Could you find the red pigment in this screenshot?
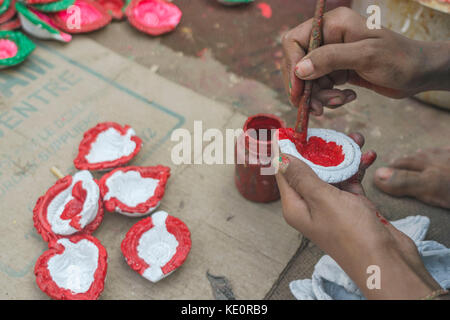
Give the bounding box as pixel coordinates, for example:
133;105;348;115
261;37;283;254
279;128;344;167
0;39;18;59
60;181;87;230
57;0;103;25
257;2;272;19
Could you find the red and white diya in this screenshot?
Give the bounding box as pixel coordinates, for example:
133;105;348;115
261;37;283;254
74;122;142;171
34;235;107;300
99;165;170;217
33;170;104;242
277;128;361;183
50;0;112;33
121;210;191;283
125;0;182;36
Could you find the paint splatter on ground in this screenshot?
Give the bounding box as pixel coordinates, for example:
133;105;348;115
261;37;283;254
257;2;272;18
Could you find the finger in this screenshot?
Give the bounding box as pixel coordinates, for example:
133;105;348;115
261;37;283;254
373;168;423;198
279;153;335;205
348;132;365;148
282;31;306;107
390;155;427;172
310;98;324;116
338;150;377;195
275;173;312;230
295;41;370;80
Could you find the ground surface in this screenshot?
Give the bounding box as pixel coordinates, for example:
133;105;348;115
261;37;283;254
84;0;450;299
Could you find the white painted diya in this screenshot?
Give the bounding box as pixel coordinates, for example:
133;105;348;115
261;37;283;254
125;0;182;36
33;170;104;242
277;128;361;183
34;235;108;300
99;165;170;217
74;122;143;171
121;210;191;283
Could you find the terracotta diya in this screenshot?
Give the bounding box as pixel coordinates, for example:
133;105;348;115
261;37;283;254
121;210;191;283
96;0;124;20
125;0;182;36
16;2;72;42
74;122;143;171
33;170;104;242
99;165;170;217
277;128;361;183
31;0;75;12
0;0;16;24
0;30;35;68
49;0;111;33
35;235;107;300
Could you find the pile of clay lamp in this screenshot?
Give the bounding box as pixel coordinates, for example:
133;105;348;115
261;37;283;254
0;0;183;68
33;121;191;300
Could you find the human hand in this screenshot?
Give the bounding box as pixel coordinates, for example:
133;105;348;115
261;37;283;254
275;133;442;299
281;7;450;115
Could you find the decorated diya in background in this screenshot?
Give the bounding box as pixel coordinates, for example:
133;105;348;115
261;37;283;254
0;16;20;30
99;165;170;217
96;0;125;20
33;170;104;242
74;122;143;171
16;2;72;42
125;0;182;36
121;210;191;283
31;0;75;12
34;235;108;300
277;128;361;184
49;0;112;33
0;30;35;68
0;0;16;24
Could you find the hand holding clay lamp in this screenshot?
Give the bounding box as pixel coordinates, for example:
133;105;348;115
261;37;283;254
121;210;191;283
99;165;170;217
35;235;108;300
49;0;112;33
0;30;35;68
16;2;72;42
277;128;361;183
235;114;286;203
125;0;182;36
33;170;104;242
74;122;143;171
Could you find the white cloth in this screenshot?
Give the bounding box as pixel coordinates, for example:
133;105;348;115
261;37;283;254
290;215;450;300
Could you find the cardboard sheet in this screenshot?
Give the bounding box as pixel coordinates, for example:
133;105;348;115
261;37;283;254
0;39;300;299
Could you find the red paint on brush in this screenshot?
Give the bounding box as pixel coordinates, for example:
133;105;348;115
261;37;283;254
61;181;87;230
279;128;345;167
257;2;272;19
0;39;17;59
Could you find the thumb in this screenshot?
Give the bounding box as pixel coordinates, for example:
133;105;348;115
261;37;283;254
279;154;332;204
295;41;368;80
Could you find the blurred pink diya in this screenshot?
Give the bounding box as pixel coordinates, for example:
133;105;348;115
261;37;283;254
99;165;170;217
33;170;104;242
277;128;361;183
74;122;142;171
34;235;107;300
51;0;111;33
0;37;16;59
125;0;182;36
121;210;191;283
96;0;124;20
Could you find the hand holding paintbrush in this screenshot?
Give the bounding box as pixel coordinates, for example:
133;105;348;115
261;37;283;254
294;0;326;145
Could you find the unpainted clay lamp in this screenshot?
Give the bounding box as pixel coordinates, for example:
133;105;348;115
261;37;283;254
34;235;108;300
121;210;191;283
16;2;72;42
96;0;125;20
125;0;182;36
0;0;16;24
49;0;112;33
31;0;75;12
0;30;35;68
74;122;143;171
33;169;104;242
277;128;361;183
99;165;170;217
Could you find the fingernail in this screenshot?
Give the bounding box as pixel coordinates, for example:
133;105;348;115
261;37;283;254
376;167;393;181
328;97;343;106
279;155;290;174
345;93;356;102
295;59;314;78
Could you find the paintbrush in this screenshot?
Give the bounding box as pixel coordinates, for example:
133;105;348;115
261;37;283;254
294;0;326;145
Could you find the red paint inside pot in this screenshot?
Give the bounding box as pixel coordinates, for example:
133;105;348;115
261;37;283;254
57;0;103;25
0;39;17;59
279;128;345;167
245;115;282;142
60;181;87;230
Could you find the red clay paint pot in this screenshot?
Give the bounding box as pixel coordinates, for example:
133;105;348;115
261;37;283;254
234;113;285;203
